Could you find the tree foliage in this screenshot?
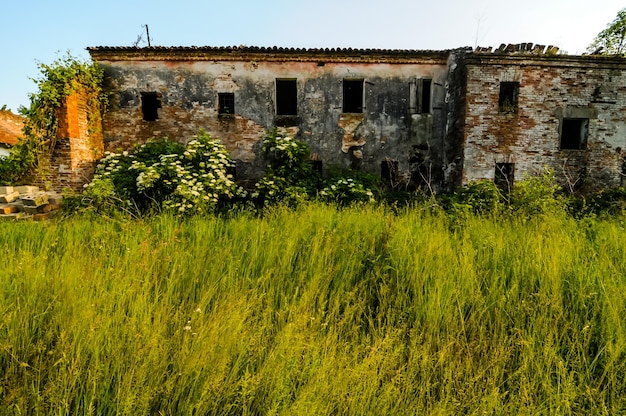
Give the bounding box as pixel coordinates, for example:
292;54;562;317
0;53;106;184
587;8;626;55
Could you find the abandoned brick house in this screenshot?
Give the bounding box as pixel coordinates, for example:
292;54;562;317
44;43;626;192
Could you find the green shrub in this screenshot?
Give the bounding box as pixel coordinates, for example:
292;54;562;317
82;131;245;215
251;176;311;207
253;130;379;208
443;180;505;216
0;139;37;184
252;130;321;206
317;177;375;205
262;129;312;179
510;168;566;217
572;186;626;217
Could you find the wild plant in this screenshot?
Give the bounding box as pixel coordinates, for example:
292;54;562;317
82;130;245;215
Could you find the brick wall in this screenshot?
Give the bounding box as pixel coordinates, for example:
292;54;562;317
28;90;103;191
462;54;626;191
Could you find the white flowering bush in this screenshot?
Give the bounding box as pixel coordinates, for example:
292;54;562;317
262;132;310;174
318;177;375;205
253;129;321;206
83;149;142;208
83;131;245;215
251;176;310;207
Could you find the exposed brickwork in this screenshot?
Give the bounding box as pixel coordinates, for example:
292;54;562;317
462;54;626;191
27;90;104;191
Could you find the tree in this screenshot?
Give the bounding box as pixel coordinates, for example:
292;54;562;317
587;8;626;55
0;53;105;184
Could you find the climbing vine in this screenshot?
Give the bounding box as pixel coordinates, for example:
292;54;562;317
0;53;107;184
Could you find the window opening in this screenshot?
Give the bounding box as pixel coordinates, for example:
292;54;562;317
498;82;519;113
218;93;235;115
494;163;514;192
343;79;364;113
560;118;588;150
381;159;399;184
409;79;432;114
311;160;323;174
420;79;432;114
276;79;297;116
141;92;161;121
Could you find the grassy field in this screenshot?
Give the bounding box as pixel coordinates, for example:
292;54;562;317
1;203;626;415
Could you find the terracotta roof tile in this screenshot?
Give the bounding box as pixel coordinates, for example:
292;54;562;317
0;110;24;146
87;45;463;64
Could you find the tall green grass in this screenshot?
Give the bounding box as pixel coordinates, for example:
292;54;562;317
1;205;626;415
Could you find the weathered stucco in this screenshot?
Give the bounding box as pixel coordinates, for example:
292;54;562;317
52;44;626;193
91;47;451;187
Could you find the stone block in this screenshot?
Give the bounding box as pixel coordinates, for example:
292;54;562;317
39;204;53;213
47;193;64;205
21;193;49;207
1;212;32;221
0;191;20;203
22;206;40;215
0;204;19;214
0;186;13;195
15;186;39;194
47;203;62;212
34;210;58;221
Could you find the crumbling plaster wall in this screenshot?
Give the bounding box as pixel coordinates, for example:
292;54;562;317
97;53;449;186
462;54;626;190
442;50;469;191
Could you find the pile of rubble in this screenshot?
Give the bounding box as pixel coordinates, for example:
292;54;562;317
0;186;63;221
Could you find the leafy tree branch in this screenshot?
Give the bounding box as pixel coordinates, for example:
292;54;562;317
587;8;626;55
0;53;106;184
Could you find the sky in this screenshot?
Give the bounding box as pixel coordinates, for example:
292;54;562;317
1;0;623;113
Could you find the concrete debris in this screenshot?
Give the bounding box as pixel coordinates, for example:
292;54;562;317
0;186;63;221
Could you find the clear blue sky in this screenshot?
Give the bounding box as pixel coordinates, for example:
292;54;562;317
1;0;623;113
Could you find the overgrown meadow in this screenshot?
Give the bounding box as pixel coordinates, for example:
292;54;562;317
2;204;626;415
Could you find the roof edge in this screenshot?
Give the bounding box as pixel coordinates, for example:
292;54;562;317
87;45;459;64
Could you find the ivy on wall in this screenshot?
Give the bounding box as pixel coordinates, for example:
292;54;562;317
0;53;107;184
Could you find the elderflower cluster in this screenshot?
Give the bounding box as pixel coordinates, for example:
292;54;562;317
318;178;375;205
83;132;247;215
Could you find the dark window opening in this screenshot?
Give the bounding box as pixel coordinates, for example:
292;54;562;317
311;160;323;174
560;118;588;150
420;79;432;114
274;115;299;127
343;79;364;113
409;78;432;114
499;82;519;113
381;159;399;184
494;163;514;192
218;93;235;115
276;79;297;116
141;92;161;121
